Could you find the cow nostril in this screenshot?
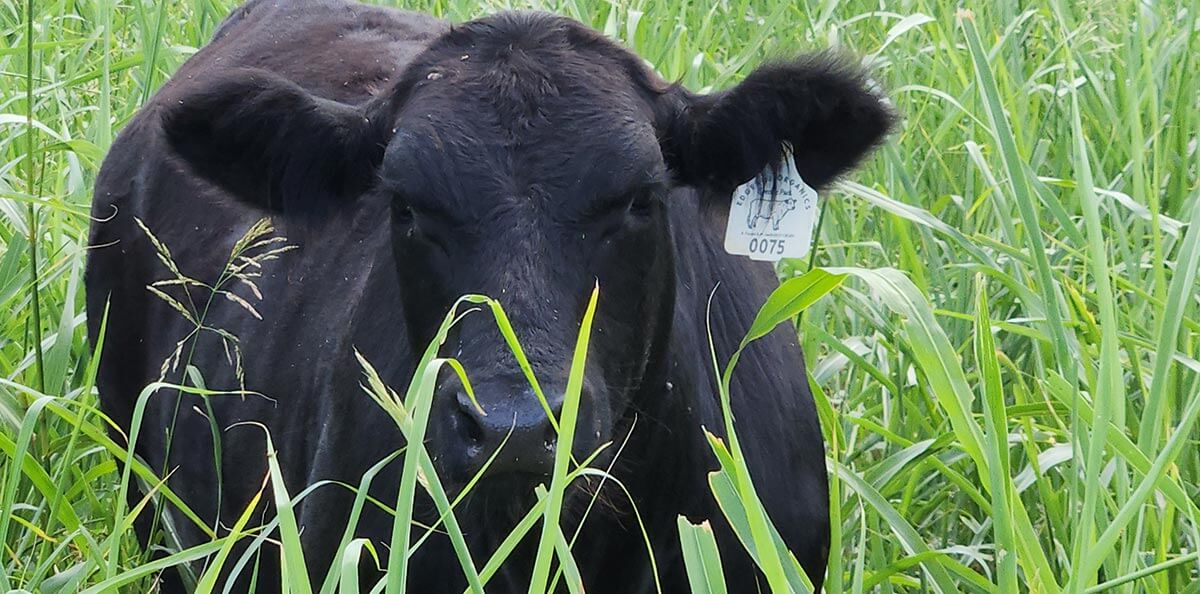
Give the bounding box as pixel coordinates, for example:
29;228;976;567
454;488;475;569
542;426;557;452
458;407;484;445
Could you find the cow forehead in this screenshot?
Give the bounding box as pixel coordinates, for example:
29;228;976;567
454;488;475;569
376;13;666;209
400;44;649;128
379;117;664;212
395;11;654;127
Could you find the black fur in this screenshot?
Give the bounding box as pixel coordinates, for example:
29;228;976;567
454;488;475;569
86;2;893;592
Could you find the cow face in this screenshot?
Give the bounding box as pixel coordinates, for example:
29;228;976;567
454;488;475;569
162;12;893;491
374;17;683;487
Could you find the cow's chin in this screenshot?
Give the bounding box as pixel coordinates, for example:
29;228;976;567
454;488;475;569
450;471;615;541
440;439;613;517
447;473;548;538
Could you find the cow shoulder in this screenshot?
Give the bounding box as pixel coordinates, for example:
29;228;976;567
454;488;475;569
167;0;448;104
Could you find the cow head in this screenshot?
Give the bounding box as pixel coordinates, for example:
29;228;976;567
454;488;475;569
162;12;893;492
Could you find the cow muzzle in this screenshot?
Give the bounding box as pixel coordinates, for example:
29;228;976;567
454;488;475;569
433;378;583;485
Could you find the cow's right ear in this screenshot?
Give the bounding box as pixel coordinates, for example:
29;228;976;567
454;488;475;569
652;53;895;193
162;68;390;213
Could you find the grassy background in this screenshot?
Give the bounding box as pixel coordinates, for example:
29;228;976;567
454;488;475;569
2;0;1200;591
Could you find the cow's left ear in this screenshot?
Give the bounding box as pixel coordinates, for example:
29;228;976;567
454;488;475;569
162;68;393;214
655;54;895;192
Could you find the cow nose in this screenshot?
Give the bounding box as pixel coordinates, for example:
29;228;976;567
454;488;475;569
454;389;559;477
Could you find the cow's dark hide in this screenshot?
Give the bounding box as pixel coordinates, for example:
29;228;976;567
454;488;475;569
85;1;893;592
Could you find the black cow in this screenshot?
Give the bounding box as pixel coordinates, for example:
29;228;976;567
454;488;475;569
85;1;893;591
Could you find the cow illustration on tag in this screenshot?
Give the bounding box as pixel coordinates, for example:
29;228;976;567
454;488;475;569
746;194;798;231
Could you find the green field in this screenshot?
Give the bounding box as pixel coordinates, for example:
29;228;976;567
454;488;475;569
2;0;1199;592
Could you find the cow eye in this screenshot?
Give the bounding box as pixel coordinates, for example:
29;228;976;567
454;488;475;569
627;190;656;218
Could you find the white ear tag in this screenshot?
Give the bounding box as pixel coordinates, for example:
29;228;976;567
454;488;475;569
724;145;819;262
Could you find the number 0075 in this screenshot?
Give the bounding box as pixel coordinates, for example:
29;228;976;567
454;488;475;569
748;238;786;256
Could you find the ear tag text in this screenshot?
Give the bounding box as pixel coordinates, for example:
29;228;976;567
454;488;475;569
723;145;819;262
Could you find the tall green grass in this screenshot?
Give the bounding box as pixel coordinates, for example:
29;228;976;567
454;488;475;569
2;0;1199;591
